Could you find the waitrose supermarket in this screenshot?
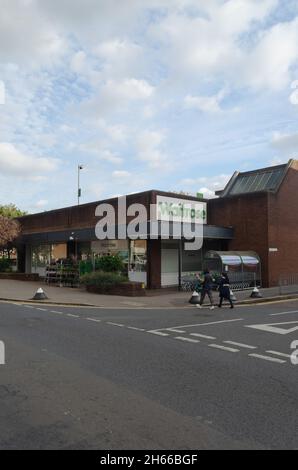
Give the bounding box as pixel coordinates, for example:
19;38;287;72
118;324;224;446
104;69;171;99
15;159;298;290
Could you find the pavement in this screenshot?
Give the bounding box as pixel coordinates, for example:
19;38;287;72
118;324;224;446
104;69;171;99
0;278;298;309
0;299;298;449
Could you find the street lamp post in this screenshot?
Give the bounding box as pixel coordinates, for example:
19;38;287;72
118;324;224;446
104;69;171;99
78;164;84;205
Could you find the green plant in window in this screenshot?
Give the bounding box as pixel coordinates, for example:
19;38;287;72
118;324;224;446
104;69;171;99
95;255;124;273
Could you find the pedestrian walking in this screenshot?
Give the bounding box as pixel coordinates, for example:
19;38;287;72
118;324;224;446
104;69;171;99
218;272;234;308
197;269;215;310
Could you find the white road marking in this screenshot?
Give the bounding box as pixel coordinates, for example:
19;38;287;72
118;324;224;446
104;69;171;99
51;310;64;315
157;318;243;330
24;305;34;308
208;344;239;353
190;333;216;340
67;313;79;318
175;336;200;344
270;310;298;316
266;350;292;359
224;341;257;349
167;329;186;333
147;331;169;336
86;317;101;323
36;308;47;311
246;320;298;335
107;322;124;327
249;353;285;364
127;326;145;331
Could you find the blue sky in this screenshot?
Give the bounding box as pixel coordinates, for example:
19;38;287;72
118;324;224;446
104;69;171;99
1;0;298;212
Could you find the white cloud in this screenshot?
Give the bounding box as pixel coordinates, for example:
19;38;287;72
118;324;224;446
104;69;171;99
150;0;298;91
136;130;169;169
97;119;128;143
241;18;298;90
271;131;298;155
70;51;87;74
94;39;143;78
112;170;131;178
35;199;48;208
0;0;67;67
103;78;154;101
79;142;123;165
184;89;226;113
78;78;155;119
180;174;231;198
0;143;60;178
268;156;285;166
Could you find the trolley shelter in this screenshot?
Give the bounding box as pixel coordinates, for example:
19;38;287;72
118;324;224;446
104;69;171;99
204;251;261;290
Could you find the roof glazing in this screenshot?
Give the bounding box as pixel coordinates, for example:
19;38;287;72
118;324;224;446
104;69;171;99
228;165;286;195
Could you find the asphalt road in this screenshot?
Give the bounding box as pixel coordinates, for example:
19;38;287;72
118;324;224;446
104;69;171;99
0;298;298;449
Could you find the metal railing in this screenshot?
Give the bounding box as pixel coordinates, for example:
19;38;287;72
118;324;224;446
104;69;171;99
228;272;261;291
279;273;298;295
181;272;261;292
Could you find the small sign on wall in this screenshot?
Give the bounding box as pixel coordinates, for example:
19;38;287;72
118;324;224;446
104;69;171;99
269;248;278;252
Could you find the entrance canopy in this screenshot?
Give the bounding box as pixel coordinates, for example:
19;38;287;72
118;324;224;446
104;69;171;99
204;250;261;289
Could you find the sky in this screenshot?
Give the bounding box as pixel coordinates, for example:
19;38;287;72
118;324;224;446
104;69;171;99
1;0;298;213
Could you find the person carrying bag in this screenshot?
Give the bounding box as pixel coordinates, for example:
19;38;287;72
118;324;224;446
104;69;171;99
218;272;234;309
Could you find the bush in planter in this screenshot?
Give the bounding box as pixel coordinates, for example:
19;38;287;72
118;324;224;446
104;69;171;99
0;258;12;272
95;255;124;273
80;271;127;288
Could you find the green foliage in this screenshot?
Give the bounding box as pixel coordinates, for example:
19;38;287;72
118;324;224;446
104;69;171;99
94;254;124;273
0;258;12;272
79;260;93;276
80;271;127;287
0;204;27;218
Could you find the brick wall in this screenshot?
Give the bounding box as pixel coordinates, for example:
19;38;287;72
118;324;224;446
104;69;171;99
147;239;161;288
267;161;298;286
208;193;270;286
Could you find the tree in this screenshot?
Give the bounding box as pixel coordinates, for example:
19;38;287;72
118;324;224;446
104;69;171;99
0;216;20;248
0;204;27;218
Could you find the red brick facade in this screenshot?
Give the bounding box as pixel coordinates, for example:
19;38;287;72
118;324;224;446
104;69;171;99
208;160;298;287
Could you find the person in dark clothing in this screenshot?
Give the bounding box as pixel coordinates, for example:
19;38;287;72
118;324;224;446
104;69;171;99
197;269;215;309
218;272;234;308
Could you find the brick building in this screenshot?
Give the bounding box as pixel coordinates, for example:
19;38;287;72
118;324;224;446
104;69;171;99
15;159;298;289
16;190;232;289
208;159;298;287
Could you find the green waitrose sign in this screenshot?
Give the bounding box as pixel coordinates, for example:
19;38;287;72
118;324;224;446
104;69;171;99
156;195;207;224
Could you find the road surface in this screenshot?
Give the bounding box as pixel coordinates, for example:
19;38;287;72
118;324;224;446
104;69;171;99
0;298;298;449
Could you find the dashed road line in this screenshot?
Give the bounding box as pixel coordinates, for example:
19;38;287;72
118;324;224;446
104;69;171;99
190;333;216;340
266;350;292;359
167;328;186;333
36;308;47;312
270;310;298;316
86;317;102;323
66;313;79;318
107;322;124;327
127;326;145;331
224;341;257;349
51;310;64;315
174;336;200;344
248;353;285;364
166;318;244;330
24;305;35;309
208;344;240;353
